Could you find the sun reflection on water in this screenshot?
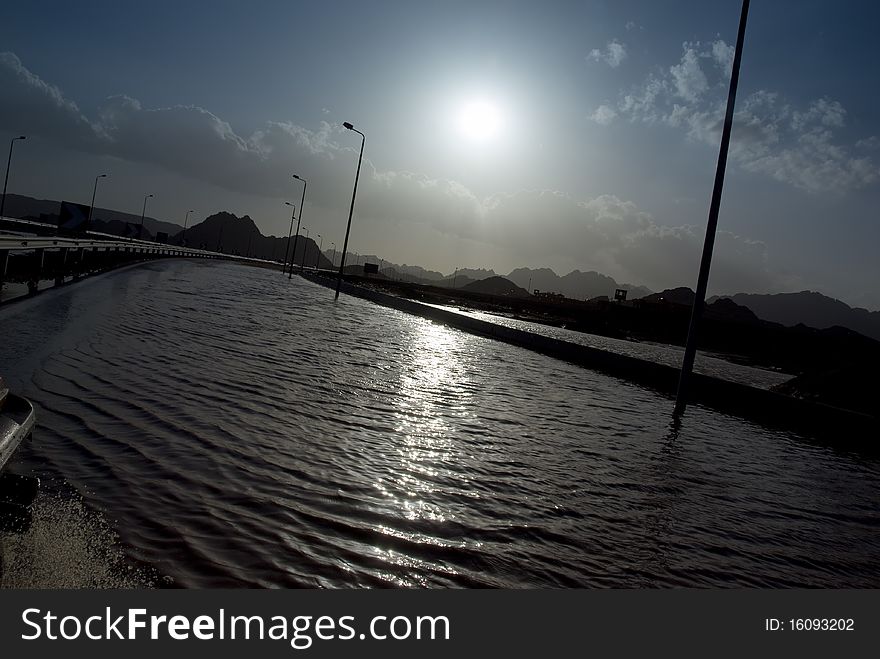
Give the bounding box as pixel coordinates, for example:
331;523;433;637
380;319;477;527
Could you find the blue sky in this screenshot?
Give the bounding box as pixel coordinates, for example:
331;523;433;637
2;0;879;307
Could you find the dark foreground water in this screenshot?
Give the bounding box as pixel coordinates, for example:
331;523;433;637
1;261;878;587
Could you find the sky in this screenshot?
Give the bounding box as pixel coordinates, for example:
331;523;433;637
1;0;879;308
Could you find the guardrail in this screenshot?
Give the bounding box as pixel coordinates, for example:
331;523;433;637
0;221;276;300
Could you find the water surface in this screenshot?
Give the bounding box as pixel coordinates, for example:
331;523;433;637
1;261;877;587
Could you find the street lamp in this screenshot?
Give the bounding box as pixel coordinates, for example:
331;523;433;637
283;202;296;274
299;228;309;270
139;193;154;240
181;209;195;246
86;173;108;233
0;135;26;221
335;121;365;300
314;234;322;270
290;174;307;279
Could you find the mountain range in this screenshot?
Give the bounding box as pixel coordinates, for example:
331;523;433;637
5;193;878;341
710;291;880;342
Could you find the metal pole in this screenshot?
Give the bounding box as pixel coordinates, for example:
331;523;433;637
0;136;25;221
283;203;295;273
87;174;106;233
300;228;309;269
182;209;193;246
139;193;153;240
674;0;750;417
335;124;365;300
290;175;307;279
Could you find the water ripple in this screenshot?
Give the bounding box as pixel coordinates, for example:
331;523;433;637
1;260;878;588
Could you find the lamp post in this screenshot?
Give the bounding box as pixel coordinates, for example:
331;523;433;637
299;228;309;270
290;174;307;279
283;202;296;274
182;209;194;246
85;173;108;234
138;193;154;240
335;121;365;300
674;0;750;417
314;234;322;270
0;135;26;221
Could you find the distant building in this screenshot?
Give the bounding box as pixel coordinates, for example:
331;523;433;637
533;289;566;301
614;288;628;302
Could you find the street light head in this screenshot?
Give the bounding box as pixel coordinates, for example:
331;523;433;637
285;201;293;207
17;135;26;140
292;174;301;180
147;193;154;198
342;122;354;130
98;173;107;178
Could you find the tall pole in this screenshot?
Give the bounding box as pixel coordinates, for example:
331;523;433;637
182;209;194;246
674;0;750;417
86;173;107;233
139;193;153;240
290;174;307;279
300;228;309;269
315;234;322;270
0;135;26;221
283;202;296;273
335;122;365;300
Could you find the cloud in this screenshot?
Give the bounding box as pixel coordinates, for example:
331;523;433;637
0;52;101;148
0;50;781;294
597;41;880;193
856;135;880;151
588;104;618;126
669;45;708;102
588;39;627;68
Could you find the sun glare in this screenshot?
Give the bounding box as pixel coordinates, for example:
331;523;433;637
457;99;504;142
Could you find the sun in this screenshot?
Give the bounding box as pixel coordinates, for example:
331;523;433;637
457;99;504;142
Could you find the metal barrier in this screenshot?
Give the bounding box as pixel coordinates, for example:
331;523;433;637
0;226;275;300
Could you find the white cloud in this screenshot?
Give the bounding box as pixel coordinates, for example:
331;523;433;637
588;39;627;68
669;45;708;102
604;42;880;193
589;104;618;125
710;39;735;76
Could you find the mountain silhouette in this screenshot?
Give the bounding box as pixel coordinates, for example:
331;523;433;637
174;212;331;268
461;276;530;297
506;267;652;300
713;291;880;342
